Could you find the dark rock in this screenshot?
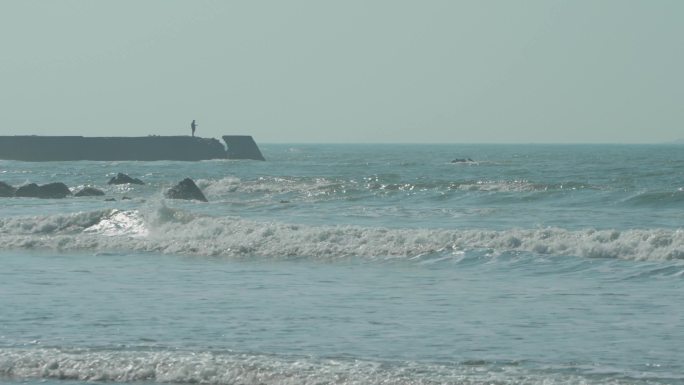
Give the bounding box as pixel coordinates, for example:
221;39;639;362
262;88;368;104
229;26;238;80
0;181;16;197
75;187;105;197
108;173;144;185
105;198;116;202
122;196;132;200
15;183;41;198
451;158;474;163
165;178;208;202
40;182;72;198
15;182;72;199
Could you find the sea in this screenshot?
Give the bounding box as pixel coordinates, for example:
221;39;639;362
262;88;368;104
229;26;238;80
0;143;683;385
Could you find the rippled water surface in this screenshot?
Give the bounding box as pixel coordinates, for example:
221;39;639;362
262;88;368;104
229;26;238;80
0;144;683;384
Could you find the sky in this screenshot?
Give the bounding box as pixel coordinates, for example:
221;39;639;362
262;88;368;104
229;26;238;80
1;1;682;143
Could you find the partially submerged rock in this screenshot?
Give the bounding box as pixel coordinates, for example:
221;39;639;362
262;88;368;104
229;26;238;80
41;182;73;198
0;181;16;197
108;173;144;185
14;183;40;197
15;182;72;199
75;187;105;197
165;178;208;202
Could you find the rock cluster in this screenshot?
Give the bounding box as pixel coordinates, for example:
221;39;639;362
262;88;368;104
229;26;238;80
15;182;72;199
1;172;144;199
1;174;207;202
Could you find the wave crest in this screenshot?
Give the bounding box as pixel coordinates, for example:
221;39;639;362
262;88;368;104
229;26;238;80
0;348;668;385
0;206;682;261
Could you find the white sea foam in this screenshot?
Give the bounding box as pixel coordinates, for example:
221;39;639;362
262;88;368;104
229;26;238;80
197;176;342;197
0;348;665;385
82;209;148;237
0;205;682;261
455;179;539;192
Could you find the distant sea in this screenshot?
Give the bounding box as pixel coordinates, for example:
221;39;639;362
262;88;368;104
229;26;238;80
1;144;683;385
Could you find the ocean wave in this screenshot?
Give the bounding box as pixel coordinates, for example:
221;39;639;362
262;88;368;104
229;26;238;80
197;176;347;198
0;347;672;385
195;177;601;200
0;205;682;261
622;190;684;207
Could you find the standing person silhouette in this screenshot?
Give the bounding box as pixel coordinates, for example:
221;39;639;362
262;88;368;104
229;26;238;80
191;120;198;137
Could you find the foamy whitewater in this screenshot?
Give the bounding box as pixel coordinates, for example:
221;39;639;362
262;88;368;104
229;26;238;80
1;144;683;385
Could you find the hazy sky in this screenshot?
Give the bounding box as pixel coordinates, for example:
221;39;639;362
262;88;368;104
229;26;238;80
1;1;682;143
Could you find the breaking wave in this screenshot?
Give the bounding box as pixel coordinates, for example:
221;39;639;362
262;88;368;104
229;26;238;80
0;204;682;261
0;348;673;385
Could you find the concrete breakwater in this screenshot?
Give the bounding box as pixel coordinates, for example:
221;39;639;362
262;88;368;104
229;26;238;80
0;135;265;161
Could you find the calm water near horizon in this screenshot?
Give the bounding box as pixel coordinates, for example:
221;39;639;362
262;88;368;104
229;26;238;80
1;144;683;385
